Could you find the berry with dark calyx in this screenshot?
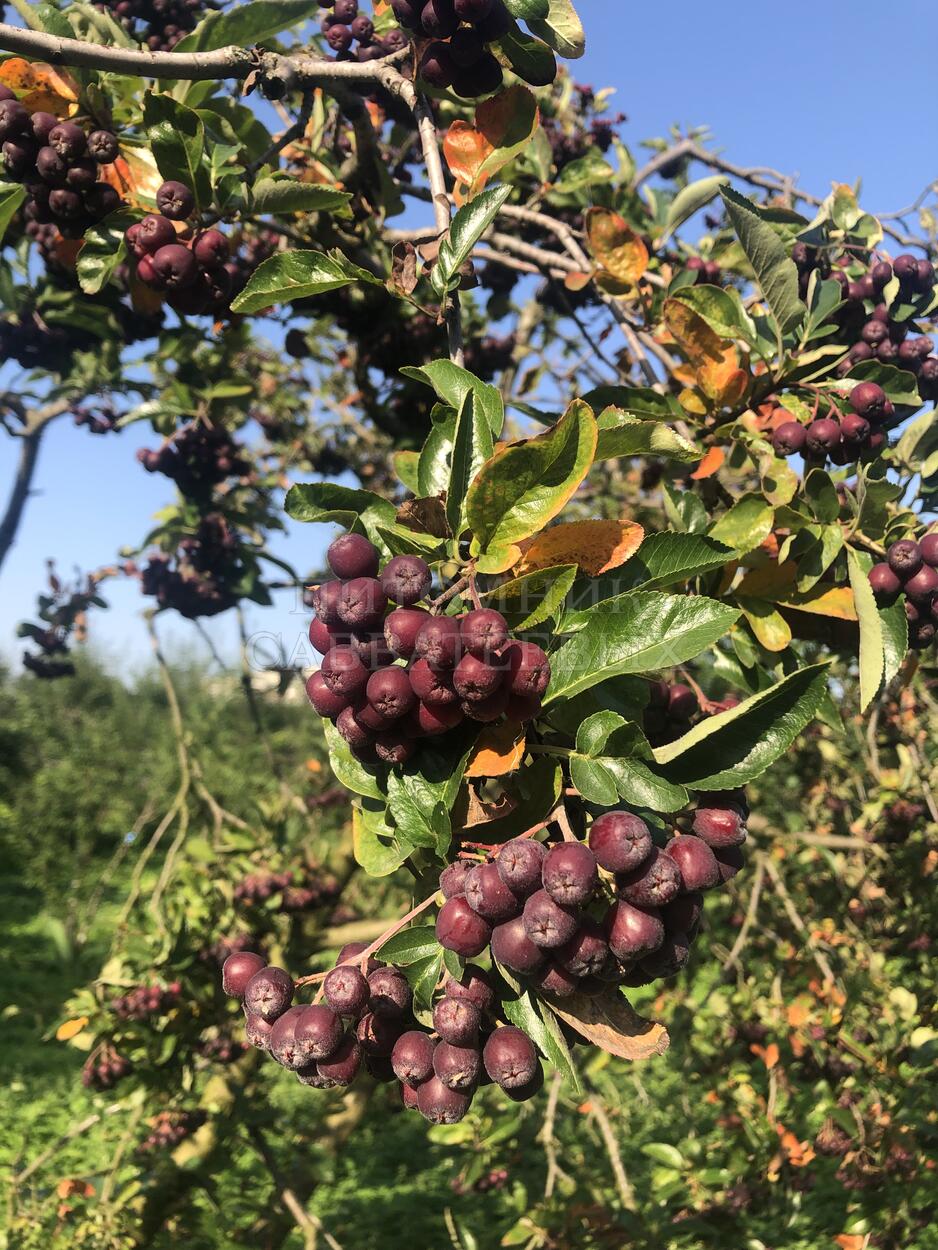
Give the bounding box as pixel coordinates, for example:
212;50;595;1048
904;564;938;605
48;121;86;160
522;888;578;949
491;915;547;974
137;213;176;253
713;845;745;884
465;861;521;922
915;258;935;292
920;533;938;568
328;532;379;579
351;14;374;40
36;145;68;185
366;666;417;719
380;555;431;605
375;733;415;765
460;609;509;658
356;1010;402;1056
49;188;83;220
483;1026;536;1091
887;539;922;579
222;951;266;997
440;859;473;898
306;671;350;719
772;421;807;457
805;418;841;456
665;834;720;892
453;652;504;703
87;130;119;163
367;967;412;1017
417;1075;471;1123
151;243;198;290
317;1033;362;1085
336;705;375;751
434;1041;480;1091
542;842;597;907
419;40;456;87
496;837;546;896
535;961;579;997
436;895;492;956
323;964;369;1016
245;1013;273;1050
893;253;919;285
409;656;458;705
692;804;747;848
505;641;550;698
588;810;653;873
617;848;682;908
443;965;493;1012
433;996;480;1045
605;899;664;960
868;563;901;604
30;112;57;144
556;918;610;979
320;645;368;696
66;158;97;193
0;99;29;141
244;966;294;1022
392;1030;435;1084
385;607;430;658
415;616;461;669
193;229;229;269
860;320;889;346
840;412;871;448
338;577;387;629
640;930;691;979
156;179;195;219
334;0;358;17
269;1006;308;1068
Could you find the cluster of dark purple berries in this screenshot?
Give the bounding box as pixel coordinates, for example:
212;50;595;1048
19;564;106;680
82;1048;132;1090
684;256;722;286
197;1034;246;1064
306;532;550;765
140;513;246;619
771;382;892;466
125;180;247;317
73;401;120;435
320;1;407;61
111;981;182;1020
452;1167;509;1194
137;422;248;499
138;1109;205;1153
0;92;121;240
869;534;938;651
392;0;511;97
94;0;212;51
199;933;264;967
435;796;748;996
642;679;738;746
233;866;341;912
222;944;544;1123
792;245;937;393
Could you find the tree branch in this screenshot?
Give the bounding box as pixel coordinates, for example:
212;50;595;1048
0;397;73;577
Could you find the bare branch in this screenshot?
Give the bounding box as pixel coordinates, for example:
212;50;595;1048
0;397;73;576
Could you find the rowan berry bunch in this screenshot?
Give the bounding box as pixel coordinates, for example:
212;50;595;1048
391;0;512;97
305;532;550;765
198;933;265;967
197;1034;246;1064
19;562;109;679
111;981;182;1020
93;0;215;51
138;1109;205;1153
0;89;121;240
771;381;892;466
139;514;248;619
82;1047;132;1090
137;421;248;498
868;532;938;650
233;865;341;912
319;1;408;62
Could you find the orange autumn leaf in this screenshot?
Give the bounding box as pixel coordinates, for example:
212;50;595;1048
585;208;648;288
751;1041;780;1069
834;1237;867;1250
444;85;539;202
56;1016;89;1041
664;297;750;407
100;148;162;208
465;722;526;777
0;59;79;116
56;1178;95;1199
516;519;644;577
787;998;811;1028
690;445;725;480
564;270;592;291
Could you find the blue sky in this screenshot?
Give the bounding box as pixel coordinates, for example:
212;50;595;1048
2;0;937;673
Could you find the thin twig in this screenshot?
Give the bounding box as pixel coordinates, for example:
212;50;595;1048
722;851;766;971
589;1100;637;1211
14;1103;127;1186
763;855;836;983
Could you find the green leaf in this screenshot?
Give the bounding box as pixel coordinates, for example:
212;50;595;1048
481;564;577;631
493;28;558;86
668;283;756;343
417;409;457;499
432;183;512;296
466;399;597;550
499;989;579;1088
527;0;585;58
708;494;774;555
393;450;421;494
569;755;619;806
250;178;351;216
75;208;137;295
0;182;25;244
581;386;682;421
720;186;806;335
284;483;395;539
383;731;476;861
546;591;739;704
404;950;444;1009
652;663;830;788
643;1143;686;1169
658;175;729;245
571;712;687;811
802;468;840;524
880;596;908;687
323;721;384;800
353;802;408;876
551;146;614;191
595;408;700;463
447;386;494;536
174;0;320;51
602;756;688;812
231;248;380;315
401;359;504;437
143;92;210;209
503;0;549;17
847;548;885;713
378;924;440;966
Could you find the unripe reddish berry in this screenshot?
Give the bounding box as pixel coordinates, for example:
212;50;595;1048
805;418;841;455
772;421;807;456
222;951;266;997
439;860;472;898
588;811;652;873
840;412;870;448
692;804;747;848
436;895;492;956
306;671;350;719
664;834;720;892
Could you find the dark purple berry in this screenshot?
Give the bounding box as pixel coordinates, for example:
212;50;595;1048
542;842;597;907
588;811;652;874
522;888;578;949
483;1026;536;1090
156;179;195;220
436;895;492;956
496;838;546;896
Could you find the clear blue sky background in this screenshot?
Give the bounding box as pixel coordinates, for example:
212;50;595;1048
2;0;937;675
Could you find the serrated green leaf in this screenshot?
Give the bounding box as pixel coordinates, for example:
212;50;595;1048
503;0;549;16
527;0;585;58
250;178;351;216
847;547;885;712
447;386;493;535
595;408;700;463
493;28;557;86
433;183;512;296
658;175;729;245
393;450;421;494
75;208;137;295
720;186;806;335
0;182;25;245
143;92;210;209
668;282;756;343
378;924;440;966
481;564;577;631
231;249;380;315
708;494;774;555
402;359;504;437
324;721;384;800
353;802;408;876
284;483;395;540
174;0;320;51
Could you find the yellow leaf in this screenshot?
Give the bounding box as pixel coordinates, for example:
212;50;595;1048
781;585;858;622
585;208;648;287
465;723;526;778
56;1016;89;1041
0;58;79;115
690;446;725;480
516;519;644;577
664;297;750;407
